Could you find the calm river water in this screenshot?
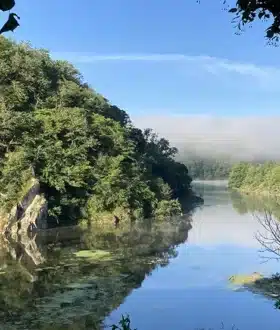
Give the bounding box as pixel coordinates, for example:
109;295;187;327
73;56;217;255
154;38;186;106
1;181;280;329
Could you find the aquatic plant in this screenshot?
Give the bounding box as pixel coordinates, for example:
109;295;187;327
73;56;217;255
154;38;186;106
111;314;136;330
228;272;263;286
110;315;241;330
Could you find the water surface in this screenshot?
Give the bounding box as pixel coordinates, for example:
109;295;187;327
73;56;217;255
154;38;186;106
107;182;280;330
1;182;280;329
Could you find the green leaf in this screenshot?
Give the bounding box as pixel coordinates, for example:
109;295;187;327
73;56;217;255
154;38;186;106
0;0;15;11
266;28;274;39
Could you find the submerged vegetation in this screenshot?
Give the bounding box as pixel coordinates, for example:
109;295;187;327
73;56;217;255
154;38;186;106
0;37;200;226
228;161;280;197
228;272;263;286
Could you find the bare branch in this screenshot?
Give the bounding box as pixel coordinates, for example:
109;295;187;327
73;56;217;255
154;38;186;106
254;210;280;261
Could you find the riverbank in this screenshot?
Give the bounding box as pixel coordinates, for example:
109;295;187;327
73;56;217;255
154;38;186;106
228;161;280;203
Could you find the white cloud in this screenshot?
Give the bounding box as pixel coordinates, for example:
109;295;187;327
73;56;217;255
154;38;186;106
131;114;280;161
50;51;280;159
51;52;280;84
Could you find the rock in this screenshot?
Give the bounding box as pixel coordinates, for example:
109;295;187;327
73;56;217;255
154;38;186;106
11;195;48;235
3;179;48;235
20;178;40;211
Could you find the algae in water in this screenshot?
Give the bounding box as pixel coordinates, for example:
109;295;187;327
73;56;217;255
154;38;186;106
73;250;112;261
228;272;263;286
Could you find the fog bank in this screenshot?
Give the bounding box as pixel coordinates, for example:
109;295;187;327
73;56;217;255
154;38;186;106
132;115;280;161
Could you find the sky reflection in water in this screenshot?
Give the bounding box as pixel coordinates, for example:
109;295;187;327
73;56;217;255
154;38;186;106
107;182;280;330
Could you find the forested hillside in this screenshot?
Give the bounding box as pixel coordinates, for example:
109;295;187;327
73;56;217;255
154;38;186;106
0;37;197;226
183;158;232;180
228;161;280;196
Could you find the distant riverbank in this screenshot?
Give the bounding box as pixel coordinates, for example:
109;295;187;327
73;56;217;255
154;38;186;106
228;162;280;200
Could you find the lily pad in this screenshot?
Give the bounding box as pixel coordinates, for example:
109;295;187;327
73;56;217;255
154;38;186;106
73;249;112;261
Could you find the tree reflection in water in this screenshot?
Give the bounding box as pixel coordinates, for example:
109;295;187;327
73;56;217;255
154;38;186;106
0;215;192;330
230;191;280;309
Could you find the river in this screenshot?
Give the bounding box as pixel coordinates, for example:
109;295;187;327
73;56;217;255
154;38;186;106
1;181;280;329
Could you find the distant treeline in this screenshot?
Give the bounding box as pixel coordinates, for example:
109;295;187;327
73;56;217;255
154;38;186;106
228;161;280;196
183;158;232;180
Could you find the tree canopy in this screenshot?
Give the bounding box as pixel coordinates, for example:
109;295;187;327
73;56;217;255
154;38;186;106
228;161;280;195
0;37;195;226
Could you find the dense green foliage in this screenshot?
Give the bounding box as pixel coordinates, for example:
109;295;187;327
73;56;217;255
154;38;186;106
0;37;195;226
228;161;280;195
183;157;232;180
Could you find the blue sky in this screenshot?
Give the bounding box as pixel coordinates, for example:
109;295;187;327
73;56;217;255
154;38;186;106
10;0;280;117
6;0;280;158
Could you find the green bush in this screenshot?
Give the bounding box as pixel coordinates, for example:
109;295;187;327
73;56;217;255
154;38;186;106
228;161;280;196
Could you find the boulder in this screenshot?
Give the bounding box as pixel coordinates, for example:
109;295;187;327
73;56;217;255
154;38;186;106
13;194;48;235
3;179;48;235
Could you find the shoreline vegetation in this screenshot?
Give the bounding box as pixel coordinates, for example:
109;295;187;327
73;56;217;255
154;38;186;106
228;161;280;199
0;36;202;230
229;163;280;311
